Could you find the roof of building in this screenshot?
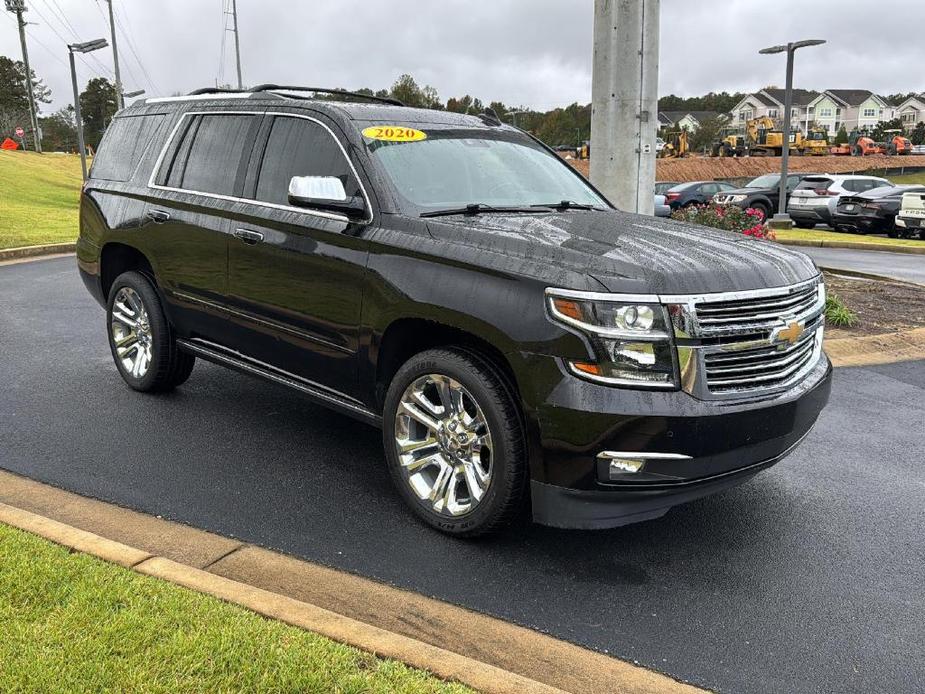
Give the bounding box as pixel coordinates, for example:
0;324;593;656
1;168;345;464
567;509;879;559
658;110;724;125
824;89;878;106
762;89;820;107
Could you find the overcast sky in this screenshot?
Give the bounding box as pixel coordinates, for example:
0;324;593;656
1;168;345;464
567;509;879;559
2;0;923;115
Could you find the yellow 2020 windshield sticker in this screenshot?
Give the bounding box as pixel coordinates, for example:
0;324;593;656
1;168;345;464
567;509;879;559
362;126;427;142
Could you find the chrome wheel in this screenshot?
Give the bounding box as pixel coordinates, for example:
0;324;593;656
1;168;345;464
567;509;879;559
110;286;152;379
394;374;493;517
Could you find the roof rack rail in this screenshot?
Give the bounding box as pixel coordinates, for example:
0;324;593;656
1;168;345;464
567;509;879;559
186;85;405;107
250;85;405;107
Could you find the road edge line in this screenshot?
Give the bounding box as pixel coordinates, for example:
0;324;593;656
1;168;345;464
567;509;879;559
777;238;925;255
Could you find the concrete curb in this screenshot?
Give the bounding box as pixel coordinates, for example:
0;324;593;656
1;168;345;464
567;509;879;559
778;237;925;255
0;472;705;694
825;327;925;368
0;242;76;262
818;266;925;288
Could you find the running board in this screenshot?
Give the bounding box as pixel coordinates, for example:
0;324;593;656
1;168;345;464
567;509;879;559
176;338;381;427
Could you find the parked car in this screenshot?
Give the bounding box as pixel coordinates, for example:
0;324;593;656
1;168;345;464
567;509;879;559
655;137;666;154
711;173;814;221
831;185;925;235
654;181;680;195
663;180;739;209
77;85;831;536
654;193;670;217
895;189;925;239
787;174;892;229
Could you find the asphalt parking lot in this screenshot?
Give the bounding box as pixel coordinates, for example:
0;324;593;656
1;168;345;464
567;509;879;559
2;256;923;694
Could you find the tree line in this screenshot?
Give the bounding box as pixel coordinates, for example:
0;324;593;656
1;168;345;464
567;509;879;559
2;61;924;152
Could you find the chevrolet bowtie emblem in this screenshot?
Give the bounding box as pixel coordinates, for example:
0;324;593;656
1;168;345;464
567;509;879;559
774;321;804;345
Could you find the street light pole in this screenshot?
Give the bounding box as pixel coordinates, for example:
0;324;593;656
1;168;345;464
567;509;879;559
5;0;41;152
68;38;109;180
759;39;826;226
105;0;124;109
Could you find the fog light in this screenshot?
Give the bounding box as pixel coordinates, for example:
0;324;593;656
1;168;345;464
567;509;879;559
596;451;646;477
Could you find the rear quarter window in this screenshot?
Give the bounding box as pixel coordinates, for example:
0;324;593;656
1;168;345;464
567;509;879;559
90;114;166;182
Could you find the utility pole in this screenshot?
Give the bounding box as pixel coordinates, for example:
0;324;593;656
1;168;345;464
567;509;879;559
231;0;243;89
105;0;124;109
5;0;42;152
591;0;659;215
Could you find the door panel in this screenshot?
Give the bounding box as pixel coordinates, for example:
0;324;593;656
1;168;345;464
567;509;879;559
224;113;371;396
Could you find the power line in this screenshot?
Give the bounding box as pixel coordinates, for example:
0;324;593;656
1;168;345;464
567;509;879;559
28;0;115;79
113;3;160;93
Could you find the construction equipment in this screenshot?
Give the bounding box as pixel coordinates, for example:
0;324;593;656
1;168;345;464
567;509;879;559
658;130;689;158
879;129;912;155
800;129;829;156
711;117;803;157
712;133;747;157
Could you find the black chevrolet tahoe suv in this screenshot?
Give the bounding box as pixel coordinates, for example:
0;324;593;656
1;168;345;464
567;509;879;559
77;85;832;536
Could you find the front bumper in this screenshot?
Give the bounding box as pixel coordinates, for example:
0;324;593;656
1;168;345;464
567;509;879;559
519;353;832;529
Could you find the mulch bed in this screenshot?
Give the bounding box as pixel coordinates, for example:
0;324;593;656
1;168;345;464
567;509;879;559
824;271;925;338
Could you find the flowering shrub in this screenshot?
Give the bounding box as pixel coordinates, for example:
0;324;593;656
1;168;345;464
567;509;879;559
671;204;775;240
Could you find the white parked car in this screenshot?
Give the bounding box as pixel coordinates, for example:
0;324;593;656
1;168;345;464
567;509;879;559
655;137;666;153
787;174;891;229
895;189;925;239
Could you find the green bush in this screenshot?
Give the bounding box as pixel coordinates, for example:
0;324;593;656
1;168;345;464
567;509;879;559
825;293;857;327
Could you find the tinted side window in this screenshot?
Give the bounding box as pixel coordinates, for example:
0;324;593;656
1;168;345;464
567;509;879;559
166;114;256;195
91;114;165;182
841;180;859;192
254;116;360;206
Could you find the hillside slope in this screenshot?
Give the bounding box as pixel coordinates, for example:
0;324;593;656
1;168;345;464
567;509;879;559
0;151;83;249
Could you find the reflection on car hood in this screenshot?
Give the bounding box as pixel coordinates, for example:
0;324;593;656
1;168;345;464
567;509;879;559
718;187;773;196
424;209;818;295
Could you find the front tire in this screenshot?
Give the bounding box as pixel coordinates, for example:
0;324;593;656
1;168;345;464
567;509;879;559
382;348;527;537
794;221;815;229
106;271;195;392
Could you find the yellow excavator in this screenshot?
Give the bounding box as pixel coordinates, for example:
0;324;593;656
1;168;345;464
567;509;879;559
658;130;689;158
712;116;804;157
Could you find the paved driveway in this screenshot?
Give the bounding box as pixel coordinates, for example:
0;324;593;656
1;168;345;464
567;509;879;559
795;245;925;285
2;256;923;694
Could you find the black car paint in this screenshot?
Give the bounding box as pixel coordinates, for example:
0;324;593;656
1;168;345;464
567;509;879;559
77;95;830;529
832;186;925;234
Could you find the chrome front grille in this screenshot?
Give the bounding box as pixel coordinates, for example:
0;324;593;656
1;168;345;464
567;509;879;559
692;279;821;336
665;277;826;400
702;317;822;393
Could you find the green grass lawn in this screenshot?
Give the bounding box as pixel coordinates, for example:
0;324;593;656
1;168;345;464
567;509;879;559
0;523;470;694
891;172;925;186
775;228;924;249
0;150;83;249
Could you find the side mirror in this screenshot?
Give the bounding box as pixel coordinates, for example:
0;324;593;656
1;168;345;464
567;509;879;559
287;176;366;220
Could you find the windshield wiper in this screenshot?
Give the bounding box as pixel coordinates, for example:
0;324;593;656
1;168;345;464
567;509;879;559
530;200;598;211
420;203;551;218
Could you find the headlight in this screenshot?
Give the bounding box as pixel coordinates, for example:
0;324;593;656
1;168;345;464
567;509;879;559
729;194;747;203
546;290;678;389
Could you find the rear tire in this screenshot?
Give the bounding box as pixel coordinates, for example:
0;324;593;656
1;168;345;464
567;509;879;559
106;271;195;392
382;348;527;537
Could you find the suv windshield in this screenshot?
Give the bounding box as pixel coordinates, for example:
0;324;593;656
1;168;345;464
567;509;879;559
365;129;607;215
746;174;780;189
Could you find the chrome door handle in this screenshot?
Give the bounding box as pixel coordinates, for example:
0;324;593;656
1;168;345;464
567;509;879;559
146;209;170;224
234;228;264;245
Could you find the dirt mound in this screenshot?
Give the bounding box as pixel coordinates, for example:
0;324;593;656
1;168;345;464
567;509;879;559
565;154;924;183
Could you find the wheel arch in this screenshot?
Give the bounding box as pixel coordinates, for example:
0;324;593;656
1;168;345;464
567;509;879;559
373;317;522;411
100;243;155;301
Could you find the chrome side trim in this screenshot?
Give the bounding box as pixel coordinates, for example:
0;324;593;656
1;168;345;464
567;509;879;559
177;338;380;426
147;110;374;226
598;451;693;460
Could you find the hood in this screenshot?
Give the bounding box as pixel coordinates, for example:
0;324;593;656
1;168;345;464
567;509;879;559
424;209;818;295
718;186;772;196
